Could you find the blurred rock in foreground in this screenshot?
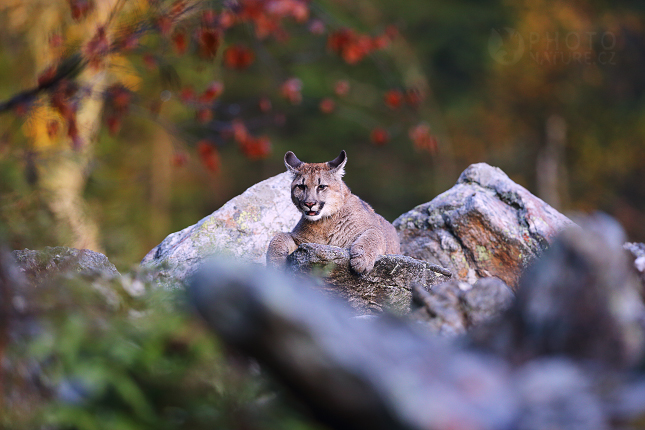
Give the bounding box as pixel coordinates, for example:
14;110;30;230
470;213;645;368
190;214;645;430
141;172;300;287
395;162;574;289
287;242;451;316
625;241;645;290
410;277;514;335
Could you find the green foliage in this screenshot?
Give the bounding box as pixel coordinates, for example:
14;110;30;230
5;272;321;430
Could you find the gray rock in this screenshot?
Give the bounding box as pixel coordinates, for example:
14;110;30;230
410;277;514;335
12;246;119;283
142;172;301;287
394;162;574;289
624;242;645;288
471;213;645;368
287;243;451;316
190;259;517;430
514;359;606;430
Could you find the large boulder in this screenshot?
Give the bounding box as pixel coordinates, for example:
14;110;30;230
286;243;452;316
395;163;574;289
470;213;645;368
142;172;301;287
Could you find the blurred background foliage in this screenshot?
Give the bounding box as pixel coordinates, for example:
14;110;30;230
0;0;644;271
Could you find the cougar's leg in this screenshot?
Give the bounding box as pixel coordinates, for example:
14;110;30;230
266;233;298;267
349;229;386;274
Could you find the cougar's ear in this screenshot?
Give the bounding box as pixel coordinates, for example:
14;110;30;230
327;150;347;177
284;151;303;174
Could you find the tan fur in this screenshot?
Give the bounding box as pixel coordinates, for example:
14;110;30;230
267;150;400;274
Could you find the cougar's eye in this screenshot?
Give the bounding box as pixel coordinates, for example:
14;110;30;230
318;185;327;191
296;184;306;190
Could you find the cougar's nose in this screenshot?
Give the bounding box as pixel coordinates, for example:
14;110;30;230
303;202;315;208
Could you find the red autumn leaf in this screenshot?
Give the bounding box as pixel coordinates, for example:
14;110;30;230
157;15;173;36
258;97;272;112
219;10;236;28
371;34;390;50
232;120;249;143
14;103;28;117
121;33;139;51
334;80;350;97
143;54;157;69
196;27;220;59
342;44;366;64
69;0;93;21
197;140;220;172
38;66;58;87
172;31;188;55
49;33;63;48
106;115;121;136
179;86;195;103
171;0;187;17
253;14;280;39
319;98;335;114
196;108;212;123
384;89;403;109
240;135;271;160
327;28;354;53
51;88;74;120
223;45;255;70
46;120;60;138
370;127;389;146
84;26;109;68
198;81;224;103
67;116;83;150
107;85;131;113
328;29;375;64
201;9;217;26
405;88;423;108
409;123;438;153
280;77;302;105
171;152;188;167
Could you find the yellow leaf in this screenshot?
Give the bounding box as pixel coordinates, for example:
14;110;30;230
106;54;141;91
23;104;65;150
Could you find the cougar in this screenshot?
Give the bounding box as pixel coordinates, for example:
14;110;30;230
266;150;400;274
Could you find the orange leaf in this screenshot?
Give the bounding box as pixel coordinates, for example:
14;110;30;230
384;89;403;109
223;45;255;69
370;127;389;146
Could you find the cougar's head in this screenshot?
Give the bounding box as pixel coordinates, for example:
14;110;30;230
284;150;348;221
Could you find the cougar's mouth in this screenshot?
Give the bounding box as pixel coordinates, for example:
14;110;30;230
302;202;324;218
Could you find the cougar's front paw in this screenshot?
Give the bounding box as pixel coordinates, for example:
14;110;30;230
350;246;375;275
266;252;288;268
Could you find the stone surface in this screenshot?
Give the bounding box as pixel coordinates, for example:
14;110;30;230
12;246;120;283
394;162;574;289
142;172;301;286
470;213;645;368
190;246;643;430
410;277;514;335
624;242;645;288
287;243;451;316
